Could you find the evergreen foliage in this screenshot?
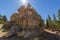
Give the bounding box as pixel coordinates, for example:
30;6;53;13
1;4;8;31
3;15;7;22
45;10;60;31
58;10;60;21
0;14;7;24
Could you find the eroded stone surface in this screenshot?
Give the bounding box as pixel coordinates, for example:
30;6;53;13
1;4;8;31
2;3;44;38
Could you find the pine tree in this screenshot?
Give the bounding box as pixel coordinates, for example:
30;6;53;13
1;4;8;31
53;14;57;29
53;14;56;22
48;15;51;21
46;18;49;28
3;15;7;22
47;15;52;29
39;17;44;27
58;10;60;21
0;14;1;20
58;10;60;29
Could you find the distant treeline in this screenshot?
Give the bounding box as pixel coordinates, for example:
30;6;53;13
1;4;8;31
0;14;7;24
45;10;60;30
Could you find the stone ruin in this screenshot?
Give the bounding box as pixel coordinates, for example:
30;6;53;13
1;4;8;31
2;3;44;38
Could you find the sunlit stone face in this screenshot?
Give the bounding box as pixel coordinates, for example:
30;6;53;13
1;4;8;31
20;0;28;5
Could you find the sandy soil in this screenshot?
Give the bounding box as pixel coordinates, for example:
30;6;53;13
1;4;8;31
0;24;8;37
44;29;60;35
0;24;3;29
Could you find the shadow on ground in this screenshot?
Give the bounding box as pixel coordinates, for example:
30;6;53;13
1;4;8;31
0;31;60;40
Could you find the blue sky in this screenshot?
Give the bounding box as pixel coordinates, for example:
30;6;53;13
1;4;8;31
0;0;60;21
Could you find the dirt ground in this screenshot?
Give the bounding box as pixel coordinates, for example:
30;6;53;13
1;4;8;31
0;24;60;40
0;24;8;37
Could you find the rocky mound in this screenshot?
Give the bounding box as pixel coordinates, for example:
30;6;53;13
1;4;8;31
2;3;44;38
